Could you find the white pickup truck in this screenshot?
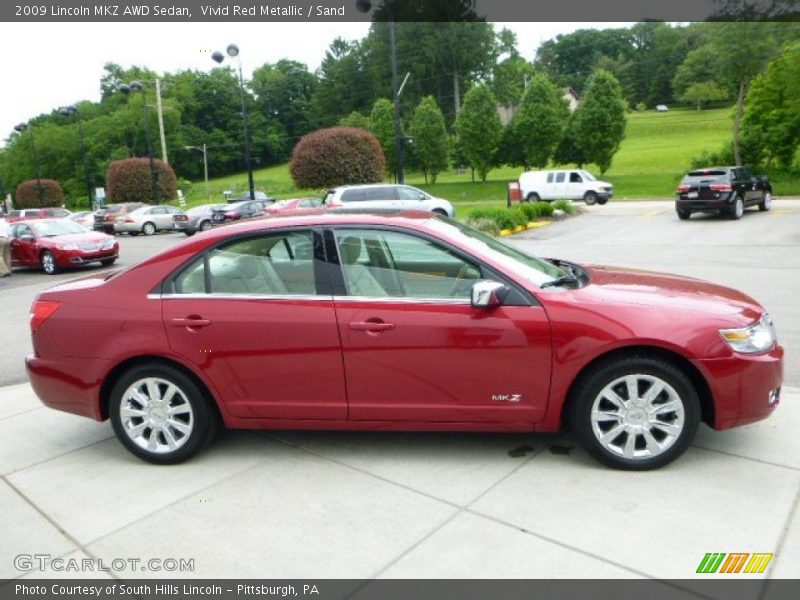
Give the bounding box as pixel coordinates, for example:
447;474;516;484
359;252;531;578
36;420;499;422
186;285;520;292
518;169;613;205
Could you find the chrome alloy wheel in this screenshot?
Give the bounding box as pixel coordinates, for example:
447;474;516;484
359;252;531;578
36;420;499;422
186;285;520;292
590;374;685;461
119;377;194;454
763;193;772;209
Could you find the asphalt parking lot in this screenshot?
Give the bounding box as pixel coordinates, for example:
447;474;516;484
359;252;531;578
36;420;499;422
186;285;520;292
1;200;799;589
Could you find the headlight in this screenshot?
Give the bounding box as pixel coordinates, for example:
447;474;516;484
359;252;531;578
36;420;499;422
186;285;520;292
57;243;78;251
101;239;114;250
720;313;776;354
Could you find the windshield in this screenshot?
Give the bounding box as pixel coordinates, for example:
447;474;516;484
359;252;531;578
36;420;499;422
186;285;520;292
580;170;597;181
30;219;87;237
426;217;567;286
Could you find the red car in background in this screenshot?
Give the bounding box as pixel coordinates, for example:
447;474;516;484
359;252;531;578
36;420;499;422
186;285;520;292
263;197;323;215
10;218;118;274
5;207;72;222
25;212;782;468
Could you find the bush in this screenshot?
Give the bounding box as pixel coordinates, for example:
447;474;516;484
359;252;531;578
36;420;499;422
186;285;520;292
552;199;575;214
106;158;178;204
15;179;64;208
290;127;385;188
519;201;554;220
689;143;735;171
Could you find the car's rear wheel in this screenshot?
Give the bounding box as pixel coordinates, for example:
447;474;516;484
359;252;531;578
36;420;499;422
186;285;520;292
199;220;212;232
142;222;156;236
730;195;744;220
109;363;218;464
570;356;700;470
677;208;691;220
527;192;541;203
41;251;61;275
759;192;772;212
583;191;598;205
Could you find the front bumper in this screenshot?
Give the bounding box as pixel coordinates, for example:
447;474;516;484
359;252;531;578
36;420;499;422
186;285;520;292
695;344;784;430
57;249;118;266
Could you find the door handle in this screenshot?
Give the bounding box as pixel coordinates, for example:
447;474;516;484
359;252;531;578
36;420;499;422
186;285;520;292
349;320;395;332
170;317;212;329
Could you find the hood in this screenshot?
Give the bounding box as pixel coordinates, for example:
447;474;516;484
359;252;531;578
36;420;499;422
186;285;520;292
45;232;114;244
578;264;763;325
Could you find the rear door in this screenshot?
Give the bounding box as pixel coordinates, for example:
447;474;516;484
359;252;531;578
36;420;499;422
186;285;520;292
161;228;347;420
328;227;552;423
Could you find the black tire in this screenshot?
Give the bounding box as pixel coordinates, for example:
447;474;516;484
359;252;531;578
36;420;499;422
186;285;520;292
40;251;61;275
184;231;195;237
199;220;212;232
432;208;448;216
759;191;772;212
729;195;744;220
101;258;117;266
109;363;219;465
129;232;140;237
677;208;691;220
527;192;541;203
569;355;700;470
142;222;156;236
597;197;609;205
584;191;598;205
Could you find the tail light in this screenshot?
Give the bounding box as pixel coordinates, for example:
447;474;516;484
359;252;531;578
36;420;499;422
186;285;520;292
710;184;732;192
327;200;343;209
30;300;60;332
124;217;135;223
677;185;690;192
225;211;240;218
174;215;188;222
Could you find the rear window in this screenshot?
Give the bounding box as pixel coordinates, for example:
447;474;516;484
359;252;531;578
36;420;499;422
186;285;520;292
683;170;729;183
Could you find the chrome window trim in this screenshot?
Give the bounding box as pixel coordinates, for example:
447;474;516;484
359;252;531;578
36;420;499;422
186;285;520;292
147;293;470;305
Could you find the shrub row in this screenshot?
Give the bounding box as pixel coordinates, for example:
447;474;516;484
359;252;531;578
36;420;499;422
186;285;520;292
466;201;570;233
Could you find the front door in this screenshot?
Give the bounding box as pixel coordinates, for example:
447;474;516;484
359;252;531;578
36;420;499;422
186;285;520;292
330;228;552;423
162;228;347;420
10;223;37;266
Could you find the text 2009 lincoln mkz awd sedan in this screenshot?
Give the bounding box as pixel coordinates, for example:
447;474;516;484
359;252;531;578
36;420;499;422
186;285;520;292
26;211;783;469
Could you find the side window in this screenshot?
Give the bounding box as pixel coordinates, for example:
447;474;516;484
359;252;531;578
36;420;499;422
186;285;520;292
569;172;582;183
150;206;167;215
334;229;481;299
546;173;554;183
365;187;396;201
397;186;425;200
341;189;365;202
173;231;316;296
14;224;34;238
555;172;566;183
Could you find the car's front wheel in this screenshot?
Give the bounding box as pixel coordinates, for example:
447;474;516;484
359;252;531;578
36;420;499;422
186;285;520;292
109;363;218;464
570;356;700;470
41;251;61;275
142;222;157;236
583;191;598;205
759;192;772;212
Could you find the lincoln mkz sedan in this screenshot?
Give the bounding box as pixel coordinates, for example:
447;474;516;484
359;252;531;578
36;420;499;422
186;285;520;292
26;212;783;469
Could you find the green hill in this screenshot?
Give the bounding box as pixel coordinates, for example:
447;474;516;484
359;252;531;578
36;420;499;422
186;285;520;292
181;106;797;208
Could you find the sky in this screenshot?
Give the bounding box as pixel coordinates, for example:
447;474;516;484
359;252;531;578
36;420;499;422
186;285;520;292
0;21;629;146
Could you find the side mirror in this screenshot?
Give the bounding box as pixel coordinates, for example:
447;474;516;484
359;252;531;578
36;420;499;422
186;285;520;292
471;280;508;309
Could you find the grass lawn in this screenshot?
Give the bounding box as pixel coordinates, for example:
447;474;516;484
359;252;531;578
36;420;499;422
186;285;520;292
180;105;798;210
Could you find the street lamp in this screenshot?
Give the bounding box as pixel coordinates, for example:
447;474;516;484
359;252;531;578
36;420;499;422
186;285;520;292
184;144;209;199
13;122;44;205
120;80;160;204
212;43;255;200
59;105;94;210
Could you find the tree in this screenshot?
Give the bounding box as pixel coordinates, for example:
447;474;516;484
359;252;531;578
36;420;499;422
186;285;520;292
553;113;588;168
672;44;725;99
455;85;502;182
709;22;779;165
369;98;397;178
339;111;371;129
312;38;372;127
509;74;569;169
742;40;800;169
410;96;449;183
290;127;385;188
573;70;627;174
680;81;729;110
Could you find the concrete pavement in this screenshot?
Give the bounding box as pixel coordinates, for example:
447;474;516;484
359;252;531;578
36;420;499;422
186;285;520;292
1;381;798;587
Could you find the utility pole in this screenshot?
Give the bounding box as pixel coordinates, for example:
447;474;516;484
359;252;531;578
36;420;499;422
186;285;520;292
156;78;168;164
390;21;404;184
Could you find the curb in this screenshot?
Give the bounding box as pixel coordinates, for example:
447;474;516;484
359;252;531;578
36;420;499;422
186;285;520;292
499;221;552;236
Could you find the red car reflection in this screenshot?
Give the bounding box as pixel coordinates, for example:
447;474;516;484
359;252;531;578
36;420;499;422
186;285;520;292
25;212;782;469
10;218;119;274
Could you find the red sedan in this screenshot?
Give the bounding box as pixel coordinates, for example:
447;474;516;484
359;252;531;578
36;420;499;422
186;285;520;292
25;212;782;468
10;218;118;274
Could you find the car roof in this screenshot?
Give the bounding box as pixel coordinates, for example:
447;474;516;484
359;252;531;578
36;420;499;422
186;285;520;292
332;183;412;191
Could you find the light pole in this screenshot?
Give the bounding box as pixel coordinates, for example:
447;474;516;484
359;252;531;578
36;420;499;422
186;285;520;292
59;105;94;210
212;43;255;201
13;122;44;205
120;81;160;204
184;144;209;199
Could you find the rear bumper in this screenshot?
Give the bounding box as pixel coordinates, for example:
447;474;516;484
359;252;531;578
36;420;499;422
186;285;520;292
26;354;109;421
696;344;784;430
676;195;734;212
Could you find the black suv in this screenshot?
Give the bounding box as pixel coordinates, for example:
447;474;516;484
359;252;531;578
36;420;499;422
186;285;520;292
211;199;271;223
676;166;772;220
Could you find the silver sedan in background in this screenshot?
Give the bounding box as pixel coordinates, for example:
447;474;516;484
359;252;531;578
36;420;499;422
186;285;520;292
173;203;227;236
114;205;185;236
